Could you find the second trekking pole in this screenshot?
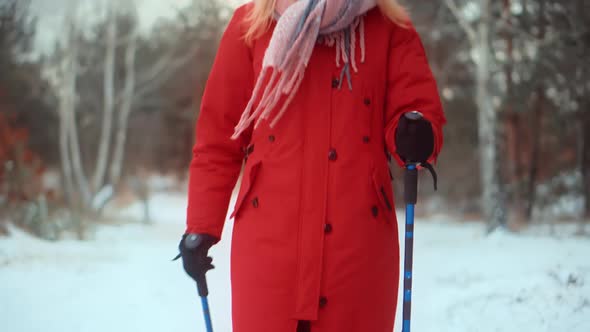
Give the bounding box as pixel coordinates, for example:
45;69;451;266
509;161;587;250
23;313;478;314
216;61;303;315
401;163;418;332
183;235;214;332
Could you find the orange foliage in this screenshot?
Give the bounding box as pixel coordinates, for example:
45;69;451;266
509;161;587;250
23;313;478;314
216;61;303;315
0;112;45;201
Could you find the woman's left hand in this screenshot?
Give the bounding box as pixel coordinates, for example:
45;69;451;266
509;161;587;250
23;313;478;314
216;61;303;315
394;112;434;164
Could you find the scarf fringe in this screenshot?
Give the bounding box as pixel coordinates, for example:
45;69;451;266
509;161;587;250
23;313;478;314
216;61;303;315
323;15;365;73
232;5;369;140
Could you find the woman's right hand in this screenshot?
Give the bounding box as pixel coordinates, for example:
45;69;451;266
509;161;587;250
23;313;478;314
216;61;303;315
175;233;218;295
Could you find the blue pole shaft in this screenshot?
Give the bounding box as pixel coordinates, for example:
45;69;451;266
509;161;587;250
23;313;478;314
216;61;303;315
402;164;417;332
200;296;213;332
402;203;415;332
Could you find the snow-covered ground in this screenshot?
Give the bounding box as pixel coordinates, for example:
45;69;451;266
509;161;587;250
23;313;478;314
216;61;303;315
1;192;589;332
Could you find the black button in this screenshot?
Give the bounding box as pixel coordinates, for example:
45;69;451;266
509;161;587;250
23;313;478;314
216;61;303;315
371;205;378;217
268;135;275;142
362;136;370;143
252;197;259;208
319;296;328;308
324;223;333;234
331;78;339;88
328;148;338;161
364;98;371;105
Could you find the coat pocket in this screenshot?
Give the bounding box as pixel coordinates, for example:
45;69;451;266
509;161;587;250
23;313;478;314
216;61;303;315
371;165;394;221
230;160;262;220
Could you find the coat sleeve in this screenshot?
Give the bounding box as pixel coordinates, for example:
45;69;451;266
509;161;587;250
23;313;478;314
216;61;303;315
384;24;446;167
185;5;254;237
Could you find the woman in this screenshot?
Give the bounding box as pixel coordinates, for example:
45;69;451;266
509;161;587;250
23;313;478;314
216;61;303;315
177;0;446;331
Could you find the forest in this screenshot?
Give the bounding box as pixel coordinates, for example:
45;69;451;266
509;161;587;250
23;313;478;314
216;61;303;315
0;0;588;239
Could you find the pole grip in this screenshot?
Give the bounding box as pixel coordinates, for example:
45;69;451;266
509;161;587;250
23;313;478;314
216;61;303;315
404;165;418;205
197;275;209;297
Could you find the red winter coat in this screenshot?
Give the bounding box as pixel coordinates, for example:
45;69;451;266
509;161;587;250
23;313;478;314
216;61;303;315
186;4;446;332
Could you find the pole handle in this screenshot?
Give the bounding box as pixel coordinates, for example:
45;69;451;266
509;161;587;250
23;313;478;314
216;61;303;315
404;164;418;205
196;275;209;297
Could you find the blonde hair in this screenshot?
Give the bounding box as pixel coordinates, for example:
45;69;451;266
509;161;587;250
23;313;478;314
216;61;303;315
244;0;410;44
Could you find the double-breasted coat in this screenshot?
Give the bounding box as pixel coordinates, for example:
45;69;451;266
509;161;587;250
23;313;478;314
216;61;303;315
186;3;446;332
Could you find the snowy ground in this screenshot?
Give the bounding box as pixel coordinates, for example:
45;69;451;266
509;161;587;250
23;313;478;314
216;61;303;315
1;192;589;332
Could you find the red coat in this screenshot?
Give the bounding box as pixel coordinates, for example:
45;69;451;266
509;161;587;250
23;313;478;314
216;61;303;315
186;4;445;332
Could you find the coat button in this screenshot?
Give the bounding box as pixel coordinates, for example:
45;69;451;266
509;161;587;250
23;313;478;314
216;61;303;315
331;78;339;88
252;197;259;208
268;135;275;142
362;136;370;143
319;296;328;308
364;97;371;105
324;223;333;234
371;205;378;217
328;148;338;161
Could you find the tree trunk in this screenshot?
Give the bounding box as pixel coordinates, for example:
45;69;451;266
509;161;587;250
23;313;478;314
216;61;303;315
503;0;526;224
67;100;92;206
62;18;92;207
525;88;543;220
524;0;546;221
109;19;138;187
58;93;74;204
476;0;506;231
93;5;117;193
583;107;590;219
57;15;79;207
578;0;590;221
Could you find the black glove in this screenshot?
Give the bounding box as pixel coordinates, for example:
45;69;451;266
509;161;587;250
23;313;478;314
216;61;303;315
174;233;218;296
395;112;434;164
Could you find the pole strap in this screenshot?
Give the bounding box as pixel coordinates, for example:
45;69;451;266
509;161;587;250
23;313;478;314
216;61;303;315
421;162;438;191
404;162;438;205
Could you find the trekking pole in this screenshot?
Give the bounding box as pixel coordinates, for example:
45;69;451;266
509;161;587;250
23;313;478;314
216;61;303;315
184;237;214;332
402;162;418;332
199;293;213;332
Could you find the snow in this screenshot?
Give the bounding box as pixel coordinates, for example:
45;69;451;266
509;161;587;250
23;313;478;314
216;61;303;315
1;192;589;332
534;170;586;220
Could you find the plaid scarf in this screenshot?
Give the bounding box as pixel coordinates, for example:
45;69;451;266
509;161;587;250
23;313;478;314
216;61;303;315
231;0;376;139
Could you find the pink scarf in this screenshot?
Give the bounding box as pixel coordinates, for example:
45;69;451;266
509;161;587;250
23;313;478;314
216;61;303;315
231;0;377;140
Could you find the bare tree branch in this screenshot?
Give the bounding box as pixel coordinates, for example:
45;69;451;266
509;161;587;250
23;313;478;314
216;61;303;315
109;2;138;187
444;0;477;46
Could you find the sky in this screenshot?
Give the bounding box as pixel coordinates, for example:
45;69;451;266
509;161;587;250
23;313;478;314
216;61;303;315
29;0;247;54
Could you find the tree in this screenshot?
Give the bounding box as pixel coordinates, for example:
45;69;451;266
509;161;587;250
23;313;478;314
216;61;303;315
93;1;118;193
423;0;589;226
47;3;91;207
109;2;138;186
443;0;507;230
41;0;229;214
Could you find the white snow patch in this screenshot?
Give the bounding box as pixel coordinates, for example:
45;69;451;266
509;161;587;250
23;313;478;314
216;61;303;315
1;192;589;332
145;174;182;192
